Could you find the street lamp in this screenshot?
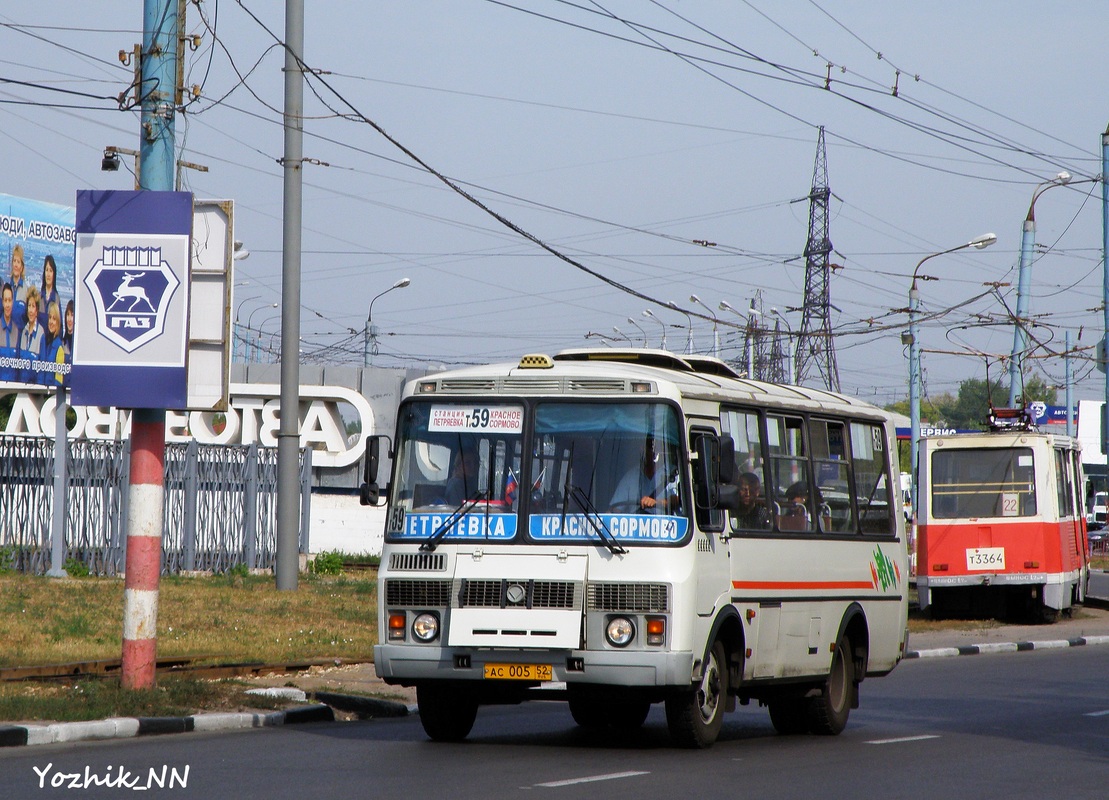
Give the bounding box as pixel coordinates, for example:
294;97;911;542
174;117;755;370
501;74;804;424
689;294;719;357
625;317;648;348
771;307;796;384
667;301;694;353
585;331;615;346
908;232;996;522
247;302;278;363
718;300;760;377
234;294;259;362
365;277;411;367
1008;172;1071;407
642;309;667;350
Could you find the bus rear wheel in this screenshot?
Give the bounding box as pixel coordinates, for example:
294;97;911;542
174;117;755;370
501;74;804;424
417;683;478;742
665;641;727;748
808;634;854;735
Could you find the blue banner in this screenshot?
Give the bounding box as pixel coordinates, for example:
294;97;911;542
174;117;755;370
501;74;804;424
71;191;192;409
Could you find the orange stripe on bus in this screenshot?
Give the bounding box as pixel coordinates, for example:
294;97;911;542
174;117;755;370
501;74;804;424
732;580;875;591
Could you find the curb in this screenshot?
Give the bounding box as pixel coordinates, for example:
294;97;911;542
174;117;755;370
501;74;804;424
0;703;335;749
905;634;1109;659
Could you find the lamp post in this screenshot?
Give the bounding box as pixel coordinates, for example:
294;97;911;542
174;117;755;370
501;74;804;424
585;331;616;346
1007;172;1071;407
625;317;648;348
771;307;796;384
642;309;667;350
908;233;997;522
690;294;719;356
247;303;278;363
667;301;694;353
364;278;411;367
234;294;259;362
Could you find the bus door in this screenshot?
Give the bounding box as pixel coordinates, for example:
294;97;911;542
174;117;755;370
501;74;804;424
690;425;731;616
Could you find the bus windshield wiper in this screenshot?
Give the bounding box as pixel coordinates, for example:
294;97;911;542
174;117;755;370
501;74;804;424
569;486;627;556
420;490;489;552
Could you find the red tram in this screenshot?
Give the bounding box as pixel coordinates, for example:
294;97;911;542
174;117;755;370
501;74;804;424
915;411;1089;622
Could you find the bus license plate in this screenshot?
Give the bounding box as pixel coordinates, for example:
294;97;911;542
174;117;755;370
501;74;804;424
966;547;1005;570
483;663;553;681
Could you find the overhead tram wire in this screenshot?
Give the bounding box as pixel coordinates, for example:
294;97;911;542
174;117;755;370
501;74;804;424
225;0;728;325
490;0;1091;183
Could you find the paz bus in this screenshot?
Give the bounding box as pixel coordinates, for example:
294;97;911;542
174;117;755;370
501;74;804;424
361;349;909;748
915;409;1090;622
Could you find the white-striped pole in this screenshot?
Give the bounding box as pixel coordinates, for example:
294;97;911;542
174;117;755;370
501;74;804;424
121;410;165;689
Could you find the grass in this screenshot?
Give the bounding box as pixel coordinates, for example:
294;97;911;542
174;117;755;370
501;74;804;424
0;572;381;724
0;676;291;724
0;572;378;667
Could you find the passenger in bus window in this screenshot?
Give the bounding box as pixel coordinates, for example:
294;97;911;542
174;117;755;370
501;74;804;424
609;437;679;514
444;449;480;505
735;472;771;530
779;481;812;530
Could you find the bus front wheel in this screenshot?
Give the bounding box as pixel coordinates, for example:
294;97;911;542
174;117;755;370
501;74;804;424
665;640;727;748
417;683;478;742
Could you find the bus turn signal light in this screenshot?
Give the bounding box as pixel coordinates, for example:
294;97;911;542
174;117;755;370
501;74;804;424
388;612;406;641
646;617;665;646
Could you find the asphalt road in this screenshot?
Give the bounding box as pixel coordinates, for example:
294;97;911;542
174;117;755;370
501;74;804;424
2;645;1106;799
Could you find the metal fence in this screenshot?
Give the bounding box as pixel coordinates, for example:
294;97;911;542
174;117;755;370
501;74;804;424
0;435;311;576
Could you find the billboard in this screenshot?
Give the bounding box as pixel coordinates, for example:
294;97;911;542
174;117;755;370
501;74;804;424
0;193;76;389
72;190;192;409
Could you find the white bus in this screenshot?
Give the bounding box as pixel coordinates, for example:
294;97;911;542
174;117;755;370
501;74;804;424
362;349;909;748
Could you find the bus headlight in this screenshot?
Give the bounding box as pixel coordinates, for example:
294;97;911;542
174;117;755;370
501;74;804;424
605;616;635;647
412;612;440;643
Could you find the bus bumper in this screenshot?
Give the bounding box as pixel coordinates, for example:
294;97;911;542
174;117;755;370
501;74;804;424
374;644;696;688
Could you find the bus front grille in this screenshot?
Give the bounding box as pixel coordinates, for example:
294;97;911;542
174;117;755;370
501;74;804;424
457;579;580;609
384;579;453;607
389;552;447;572
588;582;670;613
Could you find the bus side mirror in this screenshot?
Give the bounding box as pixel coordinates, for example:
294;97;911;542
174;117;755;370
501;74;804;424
693;433;720;510
716;436;741;512
359;435;389;507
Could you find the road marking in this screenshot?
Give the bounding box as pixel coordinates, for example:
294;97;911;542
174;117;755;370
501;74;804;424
535;771;649;788
1084;710;1109;717
866;735;941;745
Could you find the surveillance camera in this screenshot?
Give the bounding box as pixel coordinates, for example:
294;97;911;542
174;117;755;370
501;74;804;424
101;151;120;172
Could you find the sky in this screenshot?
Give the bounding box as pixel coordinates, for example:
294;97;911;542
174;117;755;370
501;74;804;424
2;1;1108;408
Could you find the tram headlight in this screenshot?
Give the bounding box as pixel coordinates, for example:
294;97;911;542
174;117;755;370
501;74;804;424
412;612;440;643
605;616;635;647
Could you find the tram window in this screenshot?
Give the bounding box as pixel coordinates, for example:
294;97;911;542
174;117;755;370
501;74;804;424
931;448;1037;519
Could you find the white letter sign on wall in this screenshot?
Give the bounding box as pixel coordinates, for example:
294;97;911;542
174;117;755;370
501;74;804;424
2;382;374;469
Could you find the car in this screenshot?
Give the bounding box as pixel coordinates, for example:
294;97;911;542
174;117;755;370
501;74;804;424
1086;491;1108;531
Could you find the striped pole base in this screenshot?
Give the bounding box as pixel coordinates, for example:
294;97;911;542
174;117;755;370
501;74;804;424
121;410;165;690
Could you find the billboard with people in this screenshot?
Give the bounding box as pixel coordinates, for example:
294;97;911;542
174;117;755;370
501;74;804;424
0;193;76;390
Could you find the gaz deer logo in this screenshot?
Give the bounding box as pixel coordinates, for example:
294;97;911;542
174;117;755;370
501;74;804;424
83;246;180;353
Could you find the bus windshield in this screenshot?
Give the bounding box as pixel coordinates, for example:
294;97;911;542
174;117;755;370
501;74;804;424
385;399;688;546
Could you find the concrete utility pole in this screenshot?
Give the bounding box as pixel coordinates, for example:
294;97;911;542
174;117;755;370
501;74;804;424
276;0;305;590
121;0;179;691
1102;124;1109;460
